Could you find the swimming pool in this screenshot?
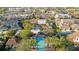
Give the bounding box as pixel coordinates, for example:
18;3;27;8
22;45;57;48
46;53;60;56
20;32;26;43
35;36;44;42
35;35;48;51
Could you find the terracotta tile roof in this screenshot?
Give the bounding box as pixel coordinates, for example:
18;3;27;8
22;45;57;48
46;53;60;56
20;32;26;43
6;38;17;47
30;19;37;24
66;31;79;42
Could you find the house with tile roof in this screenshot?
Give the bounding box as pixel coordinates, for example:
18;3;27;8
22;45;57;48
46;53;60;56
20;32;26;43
55;19;79;32
66;31;79;43
6;37;17;47
55;13;72;19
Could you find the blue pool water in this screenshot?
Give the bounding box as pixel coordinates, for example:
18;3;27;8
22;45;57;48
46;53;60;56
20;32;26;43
35;36;44;42
35;35;48;51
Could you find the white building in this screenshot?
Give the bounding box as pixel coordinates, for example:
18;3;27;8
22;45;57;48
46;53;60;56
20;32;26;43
55;14;71;19
31;28;40;34
37;19;46;25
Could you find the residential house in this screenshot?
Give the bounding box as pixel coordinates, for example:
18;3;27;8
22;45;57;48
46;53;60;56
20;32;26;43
55;13;71;19
31;27;40;34
6;37;17;47
68;10;79;19
37;19;46;25
30;19;47;25
55;19;79;32
30;19;37;24
66;31;79;43
71;24;79;31
1;19;20;30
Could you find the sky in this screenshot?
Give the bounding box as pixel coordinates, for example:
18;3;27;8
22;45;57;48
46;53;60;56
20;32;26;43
0;0;79;7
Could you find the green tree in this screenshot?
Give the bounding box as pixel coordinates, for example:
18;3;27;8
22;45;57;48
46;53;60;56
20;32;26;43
5;29;16;38
19;29;32;39
54;27;61;33
0;8;7;14
16;39;36;51
64;40;75;51
21;20;32;30
46;36;66;51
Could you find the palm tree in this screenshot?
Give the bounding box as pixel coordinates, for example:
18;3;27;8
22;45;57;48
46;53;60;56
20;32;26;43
46;36;65;51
